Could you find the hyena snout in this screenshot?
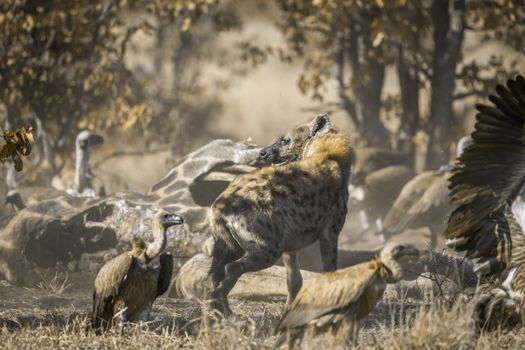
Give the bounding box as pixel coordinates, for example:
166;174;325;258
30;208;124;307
256;144;280;165
259;148;269;159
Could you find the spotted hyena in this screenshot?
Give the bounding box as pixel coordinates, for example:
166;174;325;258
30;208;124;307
207;114;353;316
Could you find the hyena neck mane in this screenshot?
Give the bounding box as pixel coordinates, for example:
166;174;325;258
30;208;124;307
302;130;353;176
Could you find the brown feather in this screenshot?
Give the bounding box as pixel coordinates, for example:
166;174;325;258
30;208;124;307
92;252;136;330
445;75;525;288
156;253;174;298
275;243;418;347
277;259;382;330
383;171;448;235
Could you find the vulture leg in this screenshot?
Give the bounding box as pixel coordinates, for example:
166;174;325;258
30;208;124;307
358;210;370;230
115;306;128;336
429;225;439;250
273;328;303;350
282;252;302;308
340;317;359;348
285;328;305;350
137;301;153;324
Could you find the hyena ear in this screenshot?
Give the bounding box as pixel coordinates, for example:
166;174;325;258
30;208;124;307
309;113;332;137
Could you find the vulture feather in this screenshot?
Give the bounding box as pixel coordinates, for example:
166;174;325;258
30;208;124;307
92;210;182;333
445;75;525;326
274;243;419;347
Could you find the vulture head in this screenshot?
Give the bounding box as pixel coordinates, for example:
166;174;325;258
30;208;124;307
145;210;183;260
157;210;184;229
76;130;104;150
380;242;420;282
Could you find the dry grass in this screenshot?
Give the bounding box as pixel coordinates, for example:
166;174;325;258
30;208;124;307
36;272;71;295
1;281;525;349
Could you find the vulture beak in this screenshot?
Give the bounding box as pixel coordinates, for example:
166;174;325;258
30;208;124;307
396;245;420;260
160;213;184;228
89;133;105;146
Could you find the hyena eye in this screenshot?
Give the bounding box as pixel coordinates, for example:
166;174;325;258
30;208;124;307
280;138;290;146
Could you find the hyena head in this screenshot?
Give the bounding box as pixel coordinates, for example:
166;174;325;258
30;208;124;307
258;113;332;165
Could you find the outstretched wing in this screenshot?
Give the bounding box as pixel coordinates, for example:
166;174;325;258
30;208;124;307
92;252;134;330
276;261;379;330
382;171;439;234
445;75;525;277
156;253;174;298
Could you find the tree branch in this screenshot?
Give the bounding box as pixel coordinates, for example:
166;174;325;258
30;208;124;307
453;90;485;100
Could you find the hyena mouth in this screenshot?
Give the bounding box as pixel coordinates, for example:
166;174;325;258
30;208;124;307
275;160;289;166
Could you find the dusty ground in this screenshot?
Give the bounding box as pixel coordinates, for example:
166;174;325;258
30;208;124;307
1;266;525;350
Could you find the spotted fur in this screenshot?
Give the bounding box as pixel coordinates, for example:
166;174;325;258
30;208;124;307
207;114;353;316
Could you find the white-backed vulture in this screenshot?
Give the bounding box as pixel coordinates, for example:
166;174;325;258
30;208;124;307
92;210;183;333
445;75;525;328
381;137;472;249
274;243;419;348
382;169;450;248
52;130;105;196
350;165;416;236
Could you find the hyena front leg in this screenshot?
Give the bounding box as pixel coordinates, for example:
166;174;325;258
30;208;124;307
319;218;345;271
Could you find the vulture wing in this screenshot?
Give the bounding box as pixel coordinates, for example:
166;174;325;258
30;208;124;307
407;172;449;217
156;253;174;298
383;171;439;234
276;260;379;330
363;165;417;215
446;75;525;277
92;252;135;330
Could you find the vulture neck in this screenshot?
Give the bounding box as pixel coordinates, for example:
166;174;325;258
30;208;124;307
378;256;403;283
74;146;91;192
146;222;167;260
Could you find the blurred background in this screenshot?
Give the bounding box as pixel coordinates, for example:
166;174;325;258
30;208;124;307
0;0;524;253
0;2;523;343
2;0;524;195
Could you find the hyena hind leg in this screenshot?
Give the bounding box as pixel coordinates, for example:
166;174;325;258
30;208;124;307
282;252;302;307
213;250;278;314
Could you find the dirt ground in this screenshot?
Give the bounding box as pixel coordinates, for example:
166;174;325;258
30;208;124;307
1;264;525;350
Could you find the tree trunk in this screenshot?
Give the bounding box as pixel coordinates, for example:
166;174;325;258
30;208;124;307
426;0;465;169
344;26;388;148
354;59;387;148
397;46;420;168
335;33;357;128
32;108;57;178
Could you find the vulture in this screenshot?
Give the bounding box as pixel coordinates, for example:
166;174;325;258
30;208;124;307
381;169;450;248
5;190;26;211
274;243;419;348
350;165;416;235
381;137;472;249
92;210;183;333
52;130;105;196
350;148;414;237
445;75;525;327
